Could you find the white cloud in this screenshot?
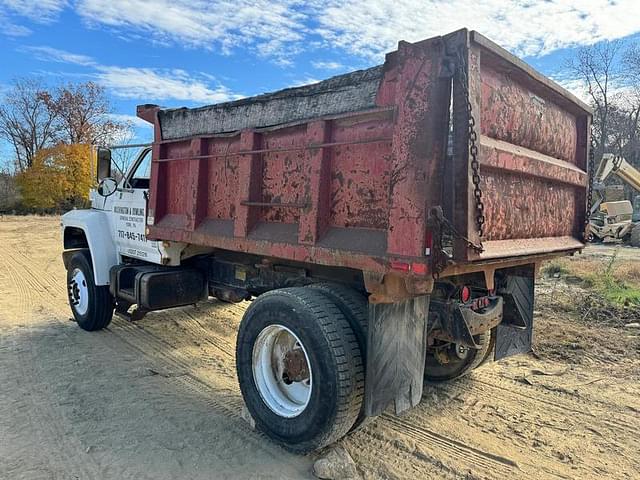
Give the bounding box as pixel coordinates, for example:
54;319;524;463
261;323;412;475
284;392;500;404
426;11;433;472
553;73;639;109
312;0;640;60
0;0;66;39
7;1;640;66
70;1;640;66
311;60;343;70
24;45;242;104
0;18;30;37
1;0;67;23
21;46;96;66
96;66;240;103
109;113;153;129
75;0;307;63
288;77;321;88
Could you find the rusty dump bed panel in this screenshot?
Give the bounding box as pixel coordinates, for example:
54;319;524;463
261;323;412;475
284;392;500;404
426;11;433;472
143;29;590;278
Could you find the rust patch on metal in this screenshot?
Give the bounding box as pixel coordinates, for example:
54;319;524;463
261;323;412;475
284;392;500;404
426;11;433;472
480;62;578;164
162;140;192;216
260;126;308;224
282;349;309;382
206;137;240;220
481;171;577;240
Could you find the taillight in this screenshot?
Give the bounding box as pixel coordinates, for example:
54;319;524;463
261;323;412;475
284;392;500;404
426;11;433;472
389;260;410;272
460;286;471;303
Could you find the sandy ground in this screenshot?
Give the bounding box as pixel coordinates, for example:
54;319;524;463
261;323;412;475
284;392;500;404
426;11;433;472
0;215;638;480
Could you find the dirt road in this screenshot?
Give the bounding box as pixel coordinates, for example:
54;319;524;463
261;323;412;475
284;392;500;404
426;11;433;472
1;216;638;479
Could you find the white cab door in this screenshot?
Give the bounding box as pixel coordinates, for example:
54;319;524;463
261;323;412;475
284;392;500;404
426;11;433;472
111;148;162;264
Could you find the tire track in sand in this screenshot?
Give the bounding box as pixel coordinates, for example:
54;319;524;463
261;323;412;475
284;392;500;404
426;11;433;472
2;328;103;480
112;313;520;478
105;318;294;459
469;371;638;436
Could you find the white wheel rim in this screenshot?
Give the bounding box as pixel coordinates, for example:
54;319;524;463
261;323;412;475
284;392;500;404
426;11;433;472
252;324;312;418
69;268;89;316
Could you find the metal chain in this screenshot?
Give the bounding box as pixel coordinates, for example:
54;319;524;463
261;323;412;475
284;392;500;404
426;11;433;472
584;133;596;230
429;48;486;278
430;207;482;253
456;49;486;244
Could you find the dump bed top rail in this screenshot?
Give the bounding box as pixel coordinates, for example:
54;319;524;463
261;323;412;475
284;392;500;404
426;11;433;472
158;67;384;140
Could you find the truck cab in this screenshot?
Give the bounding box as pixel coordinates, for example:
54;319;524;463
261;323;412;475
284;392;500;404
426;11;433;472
62;146;203;329
92;147;162;262
64;147;181;279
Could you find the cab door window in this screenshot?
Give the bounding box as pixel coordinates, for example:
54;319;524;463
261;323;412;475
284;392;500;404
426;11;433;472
127;149;152;189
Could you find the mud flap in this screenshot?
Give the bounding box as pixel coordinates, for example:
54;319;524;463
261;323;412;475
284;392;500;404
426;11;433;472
495;272;534;361
365;295;430;417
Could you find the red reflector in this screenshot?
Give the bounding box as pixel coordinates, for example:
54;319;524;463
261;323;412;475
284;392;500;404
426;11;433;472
390;261;410;272
425;231;433;253
412;263;427;275
461;286;471;303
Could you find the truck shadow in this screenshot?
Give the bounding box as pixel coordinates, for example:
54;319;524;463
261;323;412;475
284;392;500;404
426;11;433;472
0;319;314;480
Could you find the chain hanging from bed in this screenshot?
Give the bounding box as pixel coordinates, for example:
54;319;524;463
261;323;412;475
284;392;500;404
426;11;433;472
429;47;485;278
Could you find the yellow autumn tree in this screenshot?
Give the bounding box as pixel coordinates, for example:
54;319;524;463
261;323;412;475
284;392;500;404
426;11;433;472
17;144;94;211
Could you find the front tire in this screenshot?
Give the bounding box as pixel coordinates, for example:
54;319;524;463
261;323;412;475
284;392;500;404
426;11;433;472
236;287;363;453
66;251;114;331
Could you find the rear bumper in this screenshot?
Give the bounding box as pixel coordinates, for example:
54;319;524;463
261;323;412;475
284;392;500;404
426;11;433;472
429;296;504;348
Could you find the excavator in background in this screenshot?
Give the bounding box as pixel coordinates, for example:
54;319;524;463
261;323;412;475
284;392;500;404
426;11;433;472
588;153;640;246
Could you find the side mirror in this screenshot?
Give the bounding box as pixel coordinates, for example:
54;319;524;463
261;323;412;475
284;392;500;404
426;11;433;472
97;148;112;181
97;177;118;197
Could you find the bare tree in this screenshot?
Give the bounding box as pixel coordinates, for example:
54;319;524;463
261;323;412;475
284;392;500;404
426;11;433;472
0;79;134;172
607;95;640;164
45;82;129;146
621;46;640;165
0;79;60;172
566;41;624;156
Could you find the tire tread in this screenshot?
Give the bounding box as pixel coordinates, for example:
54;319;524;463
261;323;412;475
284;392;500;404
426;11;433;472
307;282;371;431
238;287;364;452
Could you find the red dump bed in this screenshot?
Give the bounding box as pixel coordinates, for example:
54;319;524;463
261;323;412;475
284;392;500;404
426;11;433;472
140;29;591;278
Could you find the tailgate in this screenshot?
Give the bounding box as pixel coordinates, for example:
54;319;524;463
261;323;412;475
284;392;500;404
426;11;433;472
446;30;591;261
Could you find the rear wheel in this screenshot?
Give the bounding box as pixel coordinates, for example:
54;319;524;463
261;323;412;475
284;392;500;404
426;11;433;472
307;282;370;431
424;331;491;382
66;251;114;331
236;287;364;452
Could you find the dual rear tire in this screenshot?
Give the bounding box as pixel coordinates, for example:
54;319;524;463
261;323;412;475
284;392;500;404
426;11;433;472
236;286;366;453
237;285;493;451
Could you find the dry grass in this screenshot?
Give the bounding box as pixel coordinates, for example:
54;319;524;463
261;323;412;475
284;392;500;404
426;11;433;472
535;249;640;367
541;252;640;308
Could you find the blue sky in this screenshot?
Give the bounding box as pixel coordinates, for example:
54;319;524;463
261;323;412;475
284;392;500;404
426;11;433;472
2;0;640;153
